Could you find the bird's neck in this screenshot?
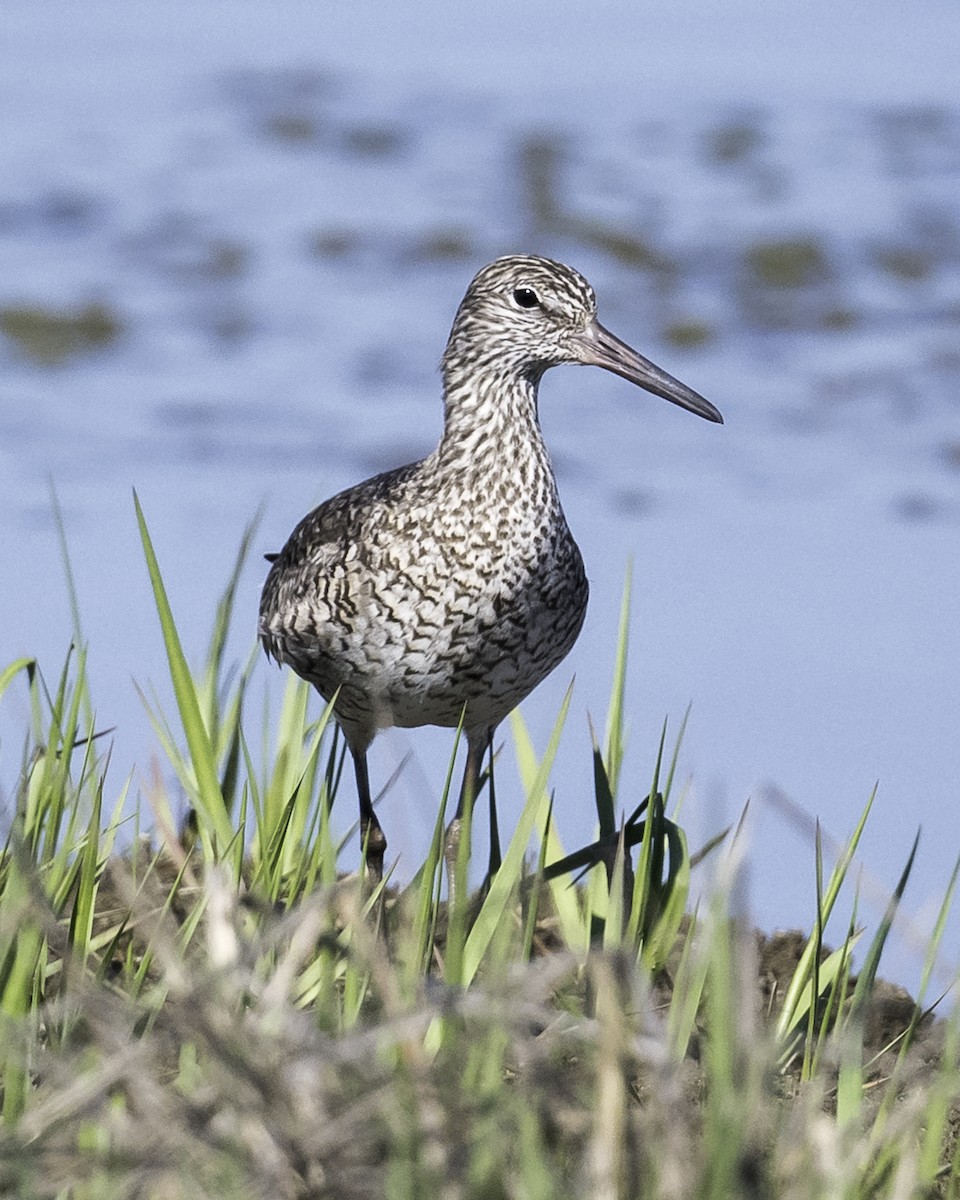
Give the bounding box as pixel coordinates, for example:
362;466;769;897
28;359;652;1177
437;363;549;475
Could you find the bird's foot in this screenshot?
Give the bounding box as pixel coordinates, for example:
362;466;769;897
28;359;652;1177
361;821;387;887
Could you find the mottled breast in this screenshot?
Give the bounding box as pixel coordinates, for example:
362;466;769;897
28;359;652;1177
259;459;588;740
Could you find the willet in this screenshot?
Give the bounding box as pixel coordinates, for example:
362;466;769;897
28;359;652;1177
259;254;722;883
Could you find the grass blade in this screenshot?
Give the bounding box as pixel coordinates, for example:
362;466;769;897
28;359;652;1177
133;491;235;859
462;684;574;985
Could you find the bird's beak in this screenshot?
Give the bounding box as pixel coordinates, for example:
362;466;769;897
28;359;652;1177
574;319;723;424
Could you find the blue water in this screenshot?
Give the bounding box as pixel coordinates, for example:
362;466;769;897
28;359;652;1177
2;0;960;993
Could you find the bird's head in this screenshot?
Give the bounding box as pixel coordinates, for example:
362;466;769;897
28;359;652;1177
444;254;722;424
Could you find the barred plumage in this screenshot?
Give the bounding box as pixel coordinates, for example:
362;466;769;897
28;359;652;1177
259;255;722;881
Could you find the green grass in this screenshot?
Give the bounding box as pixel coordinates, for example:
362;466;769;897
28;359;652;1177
0;505;959;1199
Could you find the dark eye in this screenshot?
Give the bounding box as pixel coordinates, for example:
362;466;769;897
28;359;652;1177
512;287;540;309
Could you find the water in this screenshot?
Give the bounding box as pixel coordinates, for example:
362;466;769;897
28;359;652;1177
2;0;960;992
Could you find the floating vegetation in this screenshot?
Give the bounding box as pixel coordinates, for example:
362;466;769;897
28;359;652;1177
515;133;675;276
821;307;858;331
873;245;934;283
0;301;121;366
196;237;248;280
264;112;320;143
746;236;831;289
222;65;337;146
662;318;716;348
308;227;360;259
737;235;852;330
572;222;674;274
516;132;567;229
874;104;957;176
942;441;960;470
410;228;475;262
0;188;103;233
612;485;655;516
210;307;255;343
704;118;766;165
306;227;474;265
895;492;940;522
341;123;409;159
126;215;249;281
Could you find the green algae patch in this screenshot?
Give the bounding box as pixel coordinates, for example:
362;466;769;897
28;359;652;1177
0;301;122;366
746;236;831;289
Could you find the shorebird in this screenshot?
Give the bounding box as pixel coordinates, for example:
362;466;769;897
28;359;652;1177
259;254;722;884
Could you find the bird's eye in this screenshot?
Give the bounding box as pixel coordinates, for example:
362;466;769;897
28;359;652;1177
512;287;540;309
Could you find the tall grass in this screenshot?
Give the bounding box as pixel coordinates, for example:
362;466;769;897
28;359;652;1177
0;506;958;1198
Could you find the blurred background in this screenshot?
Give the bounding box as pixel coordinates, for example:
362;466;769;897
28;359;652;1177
2;1;959;991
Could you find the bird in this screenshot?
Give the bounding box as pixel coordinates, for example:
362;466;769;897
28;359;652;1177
259;254;722;886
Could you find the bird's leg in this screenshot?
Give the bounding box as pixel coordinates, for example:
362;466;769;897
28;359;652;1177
352;747;386;883
443;730;487;906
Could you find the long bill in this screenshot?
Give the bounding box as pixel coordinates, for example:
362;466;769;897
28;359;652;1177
574;319;723;424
